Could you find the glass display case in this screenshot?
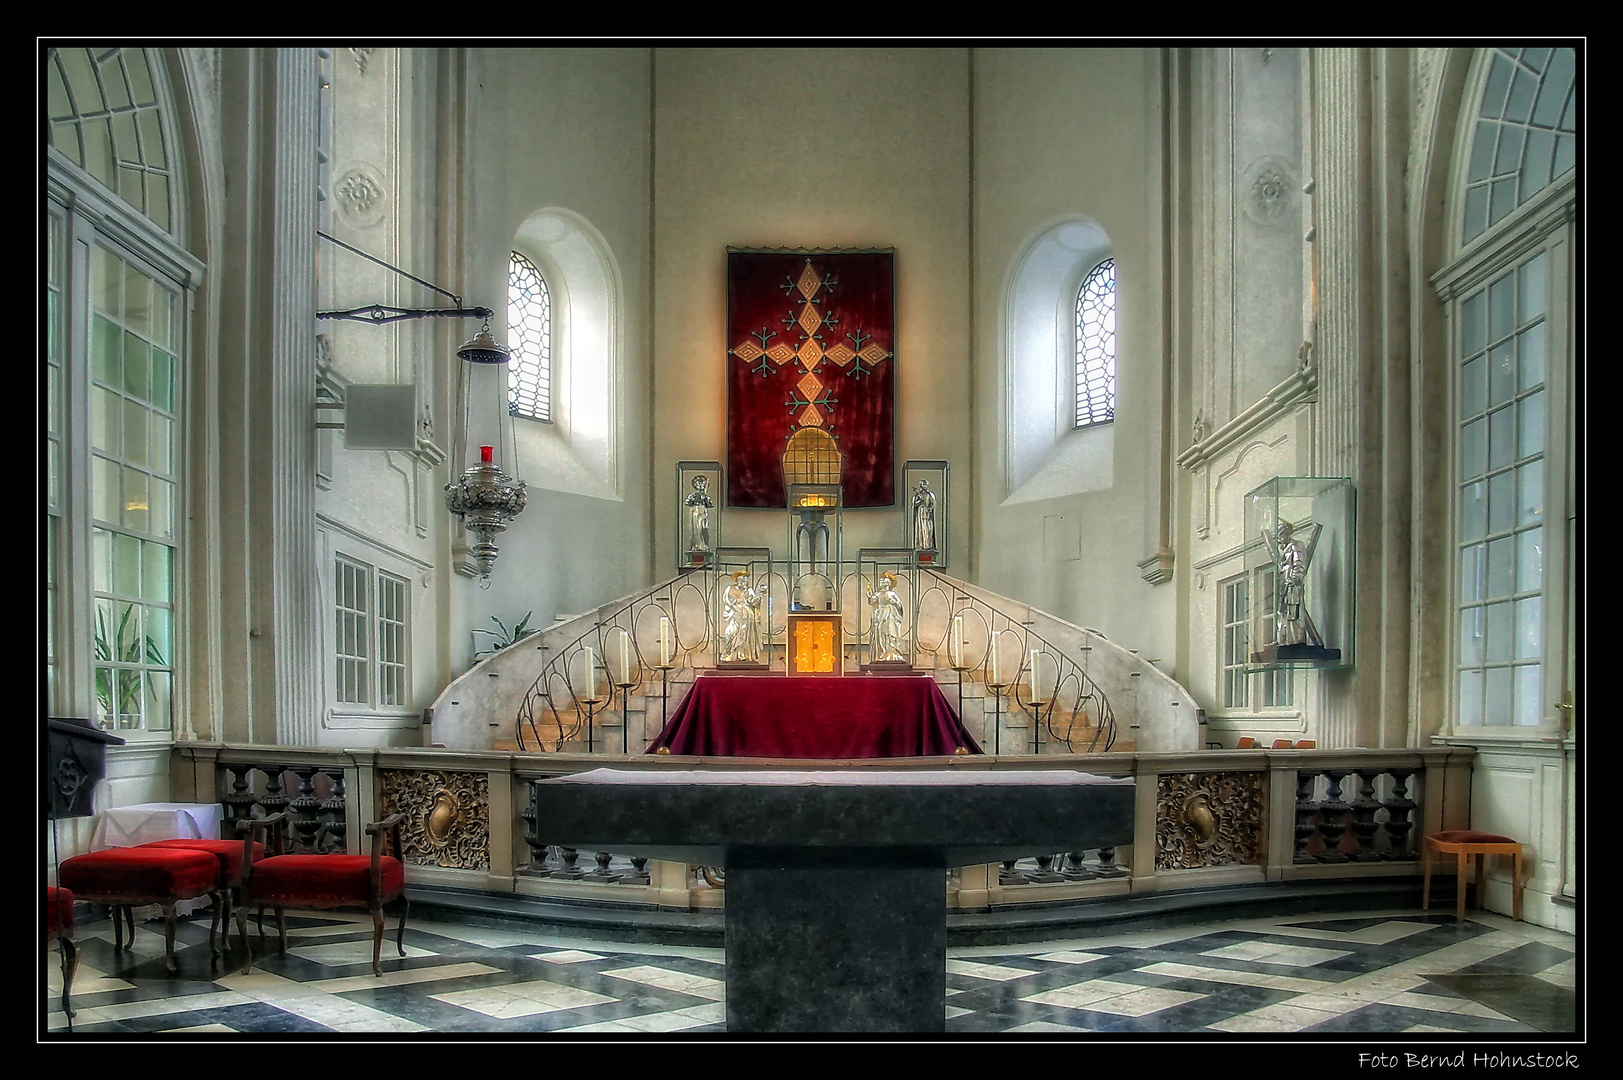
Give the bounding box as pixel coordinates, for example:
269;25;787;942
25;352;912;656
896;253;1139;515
902;460;949;568
1243;476;1355;670
857;548;917;670
786;482;843;612
675;460;722;571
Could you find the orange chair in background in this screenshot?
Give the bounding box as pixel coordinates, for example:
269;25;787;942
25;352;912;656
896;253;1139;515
1236;737;1258;749
1422;830;1524;922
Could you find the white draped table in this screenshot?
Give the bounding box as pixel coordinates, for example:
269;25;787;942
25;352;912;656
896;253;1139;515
91;802;226;917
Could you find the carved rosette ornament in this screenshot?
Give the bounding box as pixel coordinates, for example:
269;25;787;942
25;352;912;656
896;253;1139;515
379;769;491;870
1155;771;1264;870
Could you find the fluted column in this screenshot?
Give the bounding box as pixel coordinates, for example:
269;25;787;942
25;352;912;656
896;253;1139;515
1309;48;1369;750
269;48;324;745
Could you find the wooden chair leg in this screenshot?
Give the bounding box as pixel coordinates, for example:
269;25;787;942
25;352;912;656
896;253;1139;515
371;906;384;977
1512;849;1524;921
59;937;78;1024
1421;843;1433;911
123;905;135;945
1474;853;1487;911
396;895;409;958
275;906;287;955
162;902;179;973
208;891;222;960
1456;849;1469;922
112;905;126;952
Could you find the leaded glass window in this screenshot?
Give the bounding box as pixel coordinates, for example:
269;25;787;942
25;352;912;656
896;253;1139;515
1455;251;1549;726
1075;258;1117;428
46;47;173;233
1460;48;1576;245
507;251;552;423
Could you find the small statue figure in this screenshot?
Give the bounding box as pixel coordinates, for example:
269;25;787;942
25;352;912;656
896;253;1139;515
867;572;907;663
720;570;765;664
911;479;937;552
1263;518;1324;648
685;474;714;553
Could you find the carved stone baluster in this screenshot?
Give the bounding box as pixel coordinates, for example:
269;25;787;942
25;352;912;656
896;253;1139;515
257;767;291;834
585;851;620;881
1349;771;1383;861
221;764;258;832
621;856;650;885
555;847;586;879
1096;847;1126;877
1029;854;1065;883
319;768;347;853
998;859;1029;885
521;784;551;875
289;766;323;852
1060;851;1090;880
1293;771;1320;863
1315;770;1351;863
1380;770;1418;858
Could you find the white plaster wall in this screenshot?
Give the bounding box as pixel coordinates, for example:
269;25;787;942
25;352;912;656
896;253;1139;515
459;48;653;654
972;48;1174;667
649;47;973;575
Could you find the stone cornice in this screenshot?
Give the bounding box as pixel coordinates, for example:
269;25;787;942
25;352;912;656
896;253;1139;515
1177;361;1317;472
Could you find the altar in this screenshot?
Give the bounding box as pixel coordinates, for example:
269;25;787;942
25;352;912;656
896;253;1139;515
647;672;980;758
531;768;1136;1032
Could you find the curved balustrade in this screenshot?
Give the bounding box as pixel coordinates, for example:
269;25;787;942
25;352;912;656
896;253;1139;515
428;568;1197;754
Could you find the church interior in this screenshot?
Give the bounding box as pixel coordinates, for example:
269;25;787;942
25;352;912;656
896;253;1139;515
41;44;1581;1041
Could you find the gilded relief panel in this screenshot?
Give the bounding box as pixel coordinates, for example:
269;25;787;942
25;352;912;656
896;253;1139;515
379;768;491;870
1156;771;1265;870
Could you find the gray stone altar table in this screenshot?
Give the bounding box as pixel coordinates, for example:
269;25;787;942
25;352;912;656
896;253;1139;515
530;768;1135;1033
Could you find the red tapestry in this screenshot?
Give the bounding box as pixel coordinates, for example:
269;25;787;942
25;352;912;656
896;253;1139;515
726;249;895;508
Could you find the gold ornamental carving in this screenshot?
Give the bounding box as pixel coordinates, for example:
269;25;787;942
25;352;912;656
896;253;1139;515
1155;771;1264;870
379;769;491;870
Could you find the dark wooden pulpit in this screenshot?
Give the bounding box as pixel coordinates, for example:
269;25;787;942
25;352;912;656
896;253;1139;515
46;717;125;820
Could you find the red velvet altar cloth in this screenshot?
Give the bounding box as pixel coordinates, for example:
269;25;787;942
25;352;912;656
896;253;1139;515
647;674;983;759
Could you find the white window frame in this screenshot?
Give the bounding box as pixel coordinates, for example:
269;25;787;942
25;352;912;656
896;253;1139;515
1216;569;1298;717
1435;48;1575;738
323;534;421;729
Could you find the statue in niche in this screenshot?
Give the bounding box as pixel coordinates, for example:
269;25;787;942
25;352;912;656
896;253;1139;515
867;572;907;663
1262;519;1324;649
911;479;937;552
685;475;714;554
720;571;766;664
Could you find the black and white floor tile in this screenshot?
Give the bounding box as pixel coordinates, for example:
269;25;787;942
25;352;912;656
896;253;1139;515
43;907;1576;1038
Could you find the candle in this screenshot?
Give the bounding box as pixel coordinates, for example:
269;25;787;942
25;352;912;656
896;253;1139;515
951;615;964;668
659;616;672;668
480;445;493;464
583;646;597;700
617;632;630;685
1029;649;1040;702
991;637;1002;685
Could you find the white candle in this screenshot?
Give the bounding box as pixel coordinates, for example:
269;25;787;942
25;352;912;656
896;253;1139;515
1029;649;1040;702
951;615;964;668
583;646;597;699
991;637;1002;685
617;633;630;685
659;616;672;668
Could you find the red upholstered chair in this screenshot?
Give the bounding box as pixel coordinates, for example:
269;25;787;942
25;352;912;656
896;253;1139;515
236;811;409;977
1422;830;1524;922
140;838;265;962
58;846;222;972
1272;739;1294;749
1236;737;1258;749
46;886;78;1027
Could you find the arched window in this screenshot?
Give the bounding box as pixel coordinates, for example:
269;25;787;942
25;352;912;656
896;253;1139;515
46;47;174;233
507;251;552;423
1074;258;1117;428
1443;47;1576;730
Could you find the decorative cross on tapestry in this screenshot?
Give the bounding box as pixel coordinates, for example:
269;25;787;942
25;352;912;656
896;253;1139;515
725;248;896;508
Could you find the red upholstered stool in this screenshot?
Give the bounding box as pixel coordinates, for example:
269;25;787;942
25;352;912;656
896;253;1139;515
59;846;222;972
1422;830;1524;922
141;838;265;962
46;886;77;1027
237;811;409;976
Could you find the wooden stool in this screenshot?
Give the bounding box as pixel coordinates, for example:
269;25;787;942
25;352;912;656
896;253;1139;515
59;846;222;971
1422;830;1524;922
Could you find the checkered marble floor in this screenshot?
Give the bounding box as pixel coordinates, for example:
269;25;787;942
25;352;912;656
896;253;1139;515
43;907;1576;1038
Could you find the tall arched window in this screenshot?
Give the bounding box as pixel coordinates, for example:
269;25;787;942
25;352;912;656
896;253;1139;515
1075;258;1117;428
1443;47;1576;730
507;251;552;423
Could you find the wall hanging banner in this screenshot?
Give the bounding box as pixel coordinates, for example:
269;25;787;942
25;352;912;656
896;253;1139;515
726;249;896;508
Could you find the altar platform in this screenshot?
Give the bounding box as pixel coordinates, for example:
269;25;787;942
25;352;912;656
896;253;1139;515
647;672;981;758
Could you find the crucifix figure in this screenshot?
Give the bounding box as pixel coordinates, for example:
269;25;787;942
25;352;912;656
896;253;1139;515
1263;518;1324;649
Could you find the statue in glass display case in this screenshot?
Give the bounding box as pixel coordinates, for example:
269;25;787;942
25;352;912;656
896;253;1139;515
684;474;714;554
867;572;907;664
911;479;937;553
720;570;766;665
1262;518;1324;651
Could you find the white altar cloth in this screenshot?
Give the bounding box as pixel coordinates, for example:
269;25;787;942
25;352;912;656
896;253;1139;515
91;803;225;918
